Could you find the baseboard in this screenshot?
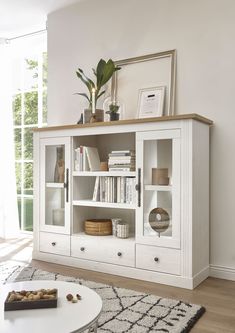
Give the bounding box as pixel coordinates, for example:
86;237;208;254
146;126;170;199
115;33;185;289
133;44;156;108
210;264;235;281
192;266;209;288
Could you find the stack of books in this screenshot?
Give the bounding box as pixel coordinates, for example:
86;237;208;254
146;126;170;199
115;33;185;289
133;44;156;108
108;150;136;171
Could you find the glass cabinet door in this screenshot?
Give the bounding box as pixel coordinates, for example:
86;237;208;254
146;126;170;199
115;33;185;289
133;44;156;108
40;137;71;234
136;129;180;249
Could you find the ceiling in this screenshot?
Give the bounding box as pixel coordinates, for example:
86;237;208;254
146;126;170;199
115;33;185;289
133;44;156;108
0;0;81;38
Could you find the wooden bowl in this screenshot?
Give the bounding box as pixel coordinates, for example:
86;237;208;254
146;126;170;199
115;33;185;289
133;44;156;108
84;219;112;236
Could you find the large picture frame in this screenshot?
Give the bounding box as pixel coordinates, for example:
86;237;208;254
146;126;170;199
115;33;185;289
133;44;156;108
111;50;176;119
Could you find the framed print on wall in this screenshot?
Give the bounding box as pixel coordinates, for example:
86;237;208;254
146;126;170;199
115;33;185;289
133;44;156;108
137;86;165;118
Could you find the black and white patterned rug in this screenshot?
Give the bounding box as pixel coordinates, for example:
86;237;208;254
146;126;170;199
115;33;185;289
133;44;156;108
1;262;205;332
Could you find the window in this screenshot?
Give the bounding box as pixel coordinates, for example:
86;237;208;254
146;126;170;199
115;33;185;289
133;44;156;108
12;34;47;232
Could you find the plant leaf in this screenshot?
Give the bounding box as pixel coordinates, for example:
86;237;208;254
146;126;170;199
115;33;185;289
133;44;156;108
76;69;95;93
96;59;106;88
97;59;120;89
76;70;91;90
74;92;90;103
97;90;105;99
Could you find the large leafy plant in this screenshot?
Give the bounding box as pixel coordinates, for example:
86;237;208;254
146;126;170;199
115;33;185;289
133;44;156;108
75;59;120;108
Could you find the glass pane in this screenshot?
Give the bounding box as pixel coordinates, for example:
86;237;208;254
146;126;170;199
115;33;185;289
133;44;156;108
43;90;47;124
143;139;172;186
24;162;33;195
45;145;65;183
24;57;38;90
143;139;172;238
14;128;22;159
17;197;22;229
45;144;65;227
45;188;65;227
12;58;21;93
13;94;22;126
23;197;33;231
24;128;33;159
145;192;172;237
24;91;38;125
15;162;21;194
43;52;48;88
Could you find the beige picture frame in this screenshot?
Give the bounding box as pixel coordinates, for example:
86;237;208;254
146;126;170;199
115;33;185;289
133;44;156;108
111;50;176;119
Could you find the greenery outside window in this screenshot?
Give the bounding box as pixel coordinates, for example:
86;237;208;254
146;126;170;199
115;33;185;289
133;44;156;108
13;51;47;232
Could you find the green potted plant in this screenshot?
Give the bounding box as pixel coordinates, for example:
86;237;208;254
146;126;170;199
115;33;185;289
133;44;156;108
106;102;120;121
75;59;120;123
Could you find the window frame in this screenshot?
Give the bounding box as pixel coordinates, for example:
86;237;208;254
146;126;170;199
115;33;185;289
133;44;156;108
12;50;47;233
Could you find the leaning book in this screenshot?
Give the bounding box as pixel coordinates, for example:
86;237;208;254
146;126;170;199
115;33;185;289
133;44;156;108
85;147;101;171
92;176;100;201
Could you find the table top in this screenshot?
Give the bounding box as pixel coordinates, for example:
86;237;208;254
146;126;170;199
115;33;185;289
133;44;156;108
0;280;102;333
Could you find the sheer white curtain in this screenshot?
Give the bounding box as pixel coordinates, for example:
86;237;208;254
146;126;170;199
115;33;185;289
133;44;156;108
0;32;47;238
0;42;20;238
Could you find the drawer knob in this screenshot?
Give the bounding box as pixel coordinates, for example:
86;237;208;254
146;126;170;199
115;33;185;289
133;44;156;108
80;247;85;252
51;242;56;246
154;257;159;262
117;252;122;257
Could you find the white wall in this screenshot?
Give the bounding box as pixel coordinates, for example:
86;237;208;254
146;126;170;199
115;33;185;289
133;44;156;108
47;0;235;279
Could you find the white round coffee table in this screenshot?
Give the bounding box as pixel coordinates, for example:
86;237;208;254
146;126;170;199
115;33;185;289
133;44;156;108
0;280;102;333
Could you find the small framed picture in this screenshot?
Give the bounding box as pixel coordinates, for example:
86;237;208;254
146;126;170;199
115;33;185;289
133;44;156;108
137;86;165;118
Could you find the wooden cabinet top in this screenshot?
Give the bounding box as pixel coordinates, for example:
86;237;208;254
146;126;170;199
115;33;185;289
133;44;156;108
34;113;213;132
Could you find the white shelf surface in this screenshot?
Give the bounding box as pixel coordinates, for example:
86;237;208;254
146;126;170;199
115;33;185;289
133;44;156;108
144;185;172;191
73;171;136;177
73;200;136;209
46;182;64;188
72;232;135;242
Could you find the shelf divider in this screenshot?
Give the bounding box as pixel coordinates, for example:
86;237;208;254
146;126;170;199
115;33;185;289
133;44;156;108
144;185;172;192
72;232;135;242
73;171;136;177
46;182;64;188
73;199;136;209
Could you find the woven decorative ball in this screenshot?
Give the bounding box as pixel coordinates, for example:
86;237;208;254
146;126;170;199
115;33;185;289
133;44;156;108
84;219;112;236
149;207;170;236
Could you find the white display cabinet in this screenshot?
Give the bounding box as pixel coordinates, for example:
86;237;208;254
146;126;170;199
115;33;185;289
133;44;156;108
33;114;212;289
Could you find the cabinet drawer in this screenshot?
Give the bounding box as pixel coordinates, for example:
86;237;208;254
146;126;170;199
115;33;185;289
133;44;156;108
104;242;135;267
71;236;135;267
40;232;70;256
136;244;181;275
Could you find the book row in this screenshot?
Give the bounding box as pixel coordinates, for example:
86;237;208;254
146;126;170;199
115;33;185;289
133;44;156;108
92;176;136;204
74;146;100;171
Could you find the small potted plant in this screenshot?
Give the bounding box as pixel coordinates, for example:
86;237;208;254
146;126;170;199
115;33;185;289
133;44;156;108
106;102;120;121
75;59;120;123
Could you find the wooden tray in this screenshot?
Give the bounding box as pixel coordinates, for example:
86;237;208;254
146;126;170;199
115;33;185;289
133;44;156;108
4;289;58;311
85;219;112;236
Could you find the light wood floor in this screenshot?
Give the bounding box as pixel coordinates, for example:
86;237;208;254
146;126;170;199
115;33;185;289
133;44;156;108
1;237;235;332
